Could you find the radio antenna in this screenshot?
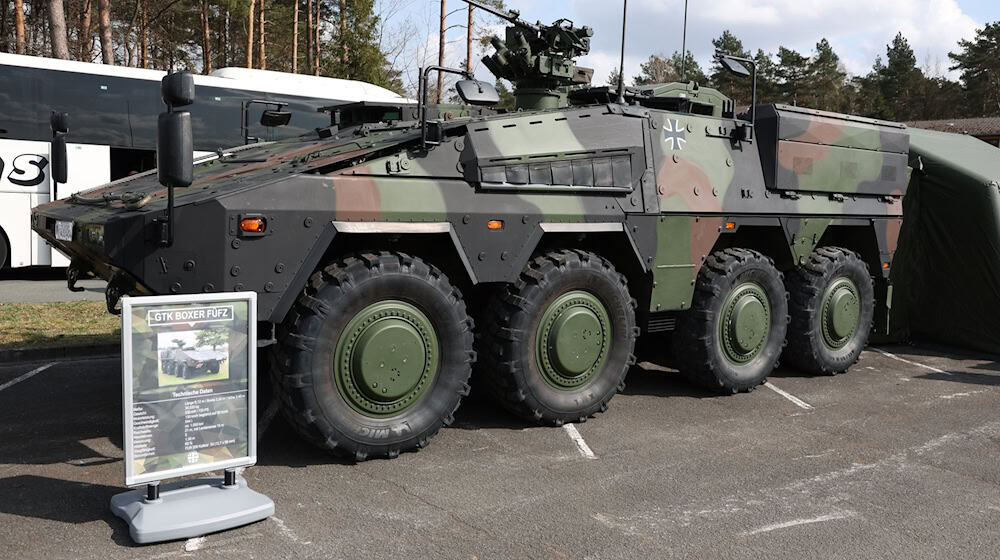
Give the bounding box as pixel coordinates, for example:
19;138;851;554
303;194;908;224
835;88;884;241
616;0;628;104
680;0;689;81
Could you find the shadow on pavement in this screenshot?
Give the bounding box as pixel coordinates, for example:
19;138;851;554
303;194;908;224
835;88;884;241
0;474;135;546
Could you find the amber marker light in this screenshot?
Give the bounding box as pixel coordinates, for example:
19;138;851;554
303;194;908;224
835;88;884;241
725;222;737;230
487;220;504;230
240;217;267;233
883;262;890;269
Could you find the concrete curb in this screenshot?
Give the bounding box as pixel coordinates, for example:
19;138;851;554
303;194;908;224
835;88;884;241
0;344;120;364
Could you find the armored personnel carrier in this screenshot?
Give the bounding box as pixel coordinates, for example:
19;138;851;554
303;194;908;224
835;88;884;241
33;2;907;460
161;348;227;378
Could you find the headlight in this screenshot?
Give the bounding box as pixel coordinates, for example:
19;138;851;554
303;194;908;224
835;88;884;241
82;224;105;247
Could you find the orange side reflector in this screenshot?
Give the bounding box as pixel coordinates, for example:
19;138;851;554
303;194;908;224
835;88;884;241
240;217;267;233
487;220;504;230
725;222;737;230
883;262;890;269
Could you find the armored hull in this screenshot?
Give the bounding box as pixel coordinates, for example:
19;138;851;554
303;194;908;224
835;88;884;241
31;6;913;460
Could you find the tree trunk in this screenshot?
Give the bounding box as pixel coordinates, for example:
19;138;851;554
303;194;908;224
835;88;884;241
313;0;320;75
438;0;445;102
1;0;8;53
258;0;265;70
199;0;211;73
14;0;26;55
78;0;92;61
246;0;255;68
339;0;346;66
140;2;147;68
49;0;70;59
292;0;298;73
97;0;112;64
306;0;312;72
466;5;472;71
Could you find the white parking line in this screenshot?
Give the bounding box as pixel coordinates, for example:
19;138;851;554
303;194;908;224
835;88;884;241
870;347;952;376
563;423;597;459
0;362;57;393
764;381;814;410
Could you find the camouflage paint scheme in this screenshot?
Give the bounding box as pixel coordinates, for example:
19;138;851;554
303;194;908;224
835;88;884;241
31;88;906;332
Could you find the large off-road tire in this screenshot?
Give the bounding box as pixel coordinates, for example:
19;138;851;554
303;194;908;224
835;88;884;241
481;249;637;425
783;247;875;375
274;252;475;461
180;364;190;379
672;248;788;393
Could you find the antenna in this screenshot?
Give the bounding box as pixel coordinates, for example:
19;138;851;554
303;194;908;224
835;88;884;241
680;0;689;81
616;0;627;104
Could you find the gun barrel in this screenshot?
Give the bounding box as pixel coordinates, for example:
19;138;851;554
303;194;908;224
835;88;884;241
461;0;538;30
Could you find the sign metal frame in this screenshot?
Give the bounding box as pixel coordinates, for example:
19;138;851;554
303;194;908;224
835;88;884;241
122;292;258;487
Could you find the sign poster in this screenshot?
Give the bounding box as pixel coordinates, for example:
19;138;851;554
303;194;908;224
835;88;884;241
122;293;257;486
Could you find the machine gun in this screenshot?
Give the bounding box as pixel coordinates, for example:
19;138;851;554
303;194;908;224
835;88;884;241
463;0;595;110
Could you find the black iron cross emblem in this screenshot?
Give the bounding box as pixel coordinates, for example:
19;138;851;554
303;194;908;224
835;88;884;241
663;119;687;150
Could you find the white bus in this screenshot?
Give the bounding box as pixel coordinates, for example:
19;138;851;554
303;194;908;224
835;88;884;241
0;53;407;269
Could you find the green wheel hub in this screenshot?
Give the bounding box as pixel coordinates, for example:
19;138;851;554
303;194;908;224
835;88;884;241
720;282;771;364
535;291;611;389
334;300;439;417
821;277;860;349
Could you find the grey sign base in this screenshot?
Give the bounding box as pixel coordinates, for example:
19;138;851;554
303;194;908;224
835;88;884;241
110;475;274;544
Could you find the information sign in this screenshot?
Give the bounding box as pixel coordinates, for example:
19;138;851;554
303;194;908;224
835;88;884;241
121;292;257;486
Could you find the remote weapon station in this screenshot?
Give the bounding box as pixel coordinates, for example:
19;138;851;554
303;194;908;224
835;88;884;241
35;1;908;460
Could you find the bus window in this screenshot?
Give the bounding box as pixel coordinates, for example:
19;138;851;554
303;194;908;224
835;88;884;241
0;66;47;142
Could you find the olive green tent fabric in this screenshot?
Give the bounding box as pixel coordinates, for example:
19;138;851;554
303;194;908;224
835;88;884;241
890;127;1000;354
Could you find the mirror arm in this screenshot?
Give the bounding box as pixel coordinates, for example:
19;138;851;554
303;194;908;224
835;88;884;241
420;65;475;150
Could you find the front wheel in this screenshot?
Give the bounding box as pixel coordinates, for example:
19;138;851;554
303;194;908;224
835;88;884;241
673;248;788;393
481;249;637;424
275;252;475;461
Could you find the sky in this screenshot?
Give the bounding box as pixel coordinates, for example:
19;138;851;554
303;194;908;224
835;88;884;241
384;0;997;90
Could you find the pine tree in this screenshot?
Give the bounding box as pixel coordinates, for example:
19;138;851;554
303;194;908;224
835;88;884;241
949;22;1000;116
775;47;809;106
805;39;846;111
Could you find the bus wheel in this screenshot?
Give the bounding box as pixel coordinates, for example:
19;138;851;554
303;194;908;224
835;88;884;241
481;249;637;425
0;228;8;270
275;252;475;461
784;247;874;375
673;248;789;393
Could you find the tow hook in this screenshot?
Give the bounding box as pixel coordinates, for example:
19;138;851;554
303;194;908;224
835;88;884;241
66;258;93;293
105;272;135;315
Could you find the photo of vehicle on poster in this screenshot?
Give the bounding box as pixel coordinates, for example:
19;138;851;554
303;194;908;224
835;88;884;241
157;330;230;386
122;293;257;486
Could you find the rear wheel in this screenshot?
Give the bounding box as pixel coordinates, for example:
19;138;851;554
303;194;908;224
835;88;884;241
784;247;874;375
673;248;788;393
481;249;637;424
275;252;475;460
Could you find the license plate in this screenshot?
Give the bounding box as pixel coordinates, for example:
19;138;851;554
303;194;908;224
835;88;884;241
55;220;73;241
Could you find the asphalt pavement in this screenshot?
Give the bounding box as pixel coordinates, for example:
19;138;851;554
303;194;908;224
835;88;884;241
0;268;105;303
1;344;999;559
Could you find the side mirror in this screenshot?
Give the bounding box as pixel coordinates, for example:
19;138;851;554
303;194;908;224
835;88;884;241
455;80;500;106
161;71;195;108
719;56;751;77
260;110;292;128
50;111;69;134
50;111;69;187
51;136;68;184
157;111;193;187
